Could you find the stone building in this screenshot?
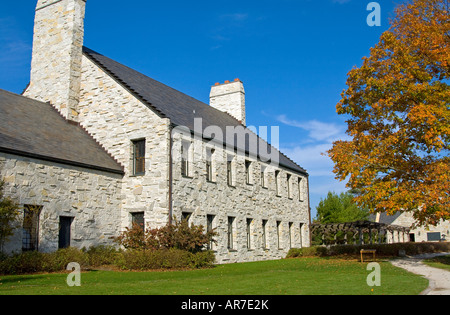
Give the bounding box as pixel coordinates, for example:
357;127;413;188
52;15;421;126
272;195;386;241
0;0;310;263
373;213;450;243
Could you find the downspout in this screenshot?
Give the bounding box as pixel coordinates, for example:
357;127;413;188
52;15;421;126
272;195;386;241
168;123;174;226
307;174;312;247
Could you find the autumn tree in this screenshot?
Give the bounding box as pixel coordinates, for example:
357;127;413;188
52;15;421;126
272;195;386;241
328;0;449;226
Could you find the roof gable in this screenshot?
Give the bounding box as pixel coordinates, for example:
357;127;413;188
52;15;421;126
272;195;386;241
0;89;124;174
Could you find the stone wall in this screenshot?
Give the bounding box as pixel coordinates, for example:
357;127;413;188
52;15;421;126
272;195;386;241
171;131;311;264
393;212;450;243
78;55;172;230
0;152;122;254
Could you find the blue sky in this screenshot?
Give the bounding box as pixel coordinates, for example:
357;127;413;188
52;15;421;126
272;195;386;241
0;0;402;219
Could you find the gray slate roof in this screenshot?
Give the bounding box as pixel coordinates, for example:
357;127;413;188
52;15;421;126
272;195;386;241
83;47;307;175
0;89;124;174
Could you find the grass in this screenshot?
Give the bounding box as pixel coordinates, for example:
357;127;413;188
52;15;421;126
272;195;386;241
0;257;428;295
423;255;450;271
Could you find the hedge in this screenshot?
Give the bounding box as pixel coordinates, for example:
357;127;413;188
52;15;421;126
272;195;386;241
0;246;216;275
287;242;450;259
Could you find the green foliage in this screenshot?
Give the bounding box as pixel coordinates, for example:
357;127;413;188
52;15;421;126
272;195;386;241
0;180;20;253
287;242;450;259
0;247;88;275
115;249;215;271
0;246;216;275
114;219;217;253
315;191;369;224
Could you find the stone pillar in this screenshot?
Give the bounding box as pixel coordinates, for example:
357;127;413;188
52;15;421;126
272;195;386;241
25;0;87;122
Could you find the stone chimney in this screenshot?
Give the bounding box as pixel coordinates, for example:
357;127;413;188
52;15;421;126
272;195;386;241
210;79;246;125
24;0;86;122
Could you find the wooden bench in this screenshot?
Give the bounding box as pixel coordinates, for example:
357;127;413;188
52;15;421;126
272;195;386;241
360;249;376;262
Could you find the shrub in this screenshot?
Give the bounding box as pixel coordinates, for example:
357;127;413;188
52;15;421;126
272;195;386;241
115;220;217;253
114;249;215;271
83;245;120;267
287;246;328;258
287;242;450;259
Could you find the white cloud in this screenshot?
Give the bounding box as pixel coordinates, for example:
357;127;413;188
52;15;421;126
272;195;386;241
277;115;345;142
276;115;351;214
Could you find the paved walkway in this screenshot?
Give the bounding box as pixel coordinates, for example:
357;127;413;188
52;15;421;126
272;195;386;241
390;252;450;295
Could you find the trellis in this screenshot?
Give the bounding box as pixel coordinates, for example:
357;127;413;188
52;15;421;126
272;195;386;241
311;220;410;245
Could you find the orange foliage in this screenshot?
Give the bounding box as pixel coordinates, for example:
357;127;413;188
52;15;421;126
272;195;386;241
328;0;450;226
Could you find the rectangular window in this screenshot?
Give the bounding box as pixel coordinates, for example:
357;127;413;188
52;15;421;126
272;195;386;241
289;222;293;249
58;216;73;249
246;218;253;249
182;212;192;224
299;223;304;248
298;177;304;201
276;221;282;249
131;212;145;232
181;141;190;177
206;148;215;182
22;205;42;252
207;215;215;250
227;156;235;187
227;217;235;250
427;232;441;242
275;171;281;196
261;166;266;188
262;220;268;249
245;160;252;185
287;174;292;199
132;139;146;175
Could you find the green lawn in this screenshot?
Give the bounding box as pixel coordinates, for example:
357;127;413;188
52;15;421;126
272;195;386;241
0;257;428;295
423;255;450;271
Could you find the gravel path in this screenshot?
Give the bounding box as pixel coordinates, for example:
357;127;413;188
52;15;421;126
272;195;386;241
390;252;450;295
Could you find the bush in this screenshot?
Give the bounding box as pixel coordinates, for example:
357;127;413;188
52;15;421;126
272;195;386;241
0;245;216;275
114;249;215;271
115;220;217;253
83;245;120;267
0;247;89;275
